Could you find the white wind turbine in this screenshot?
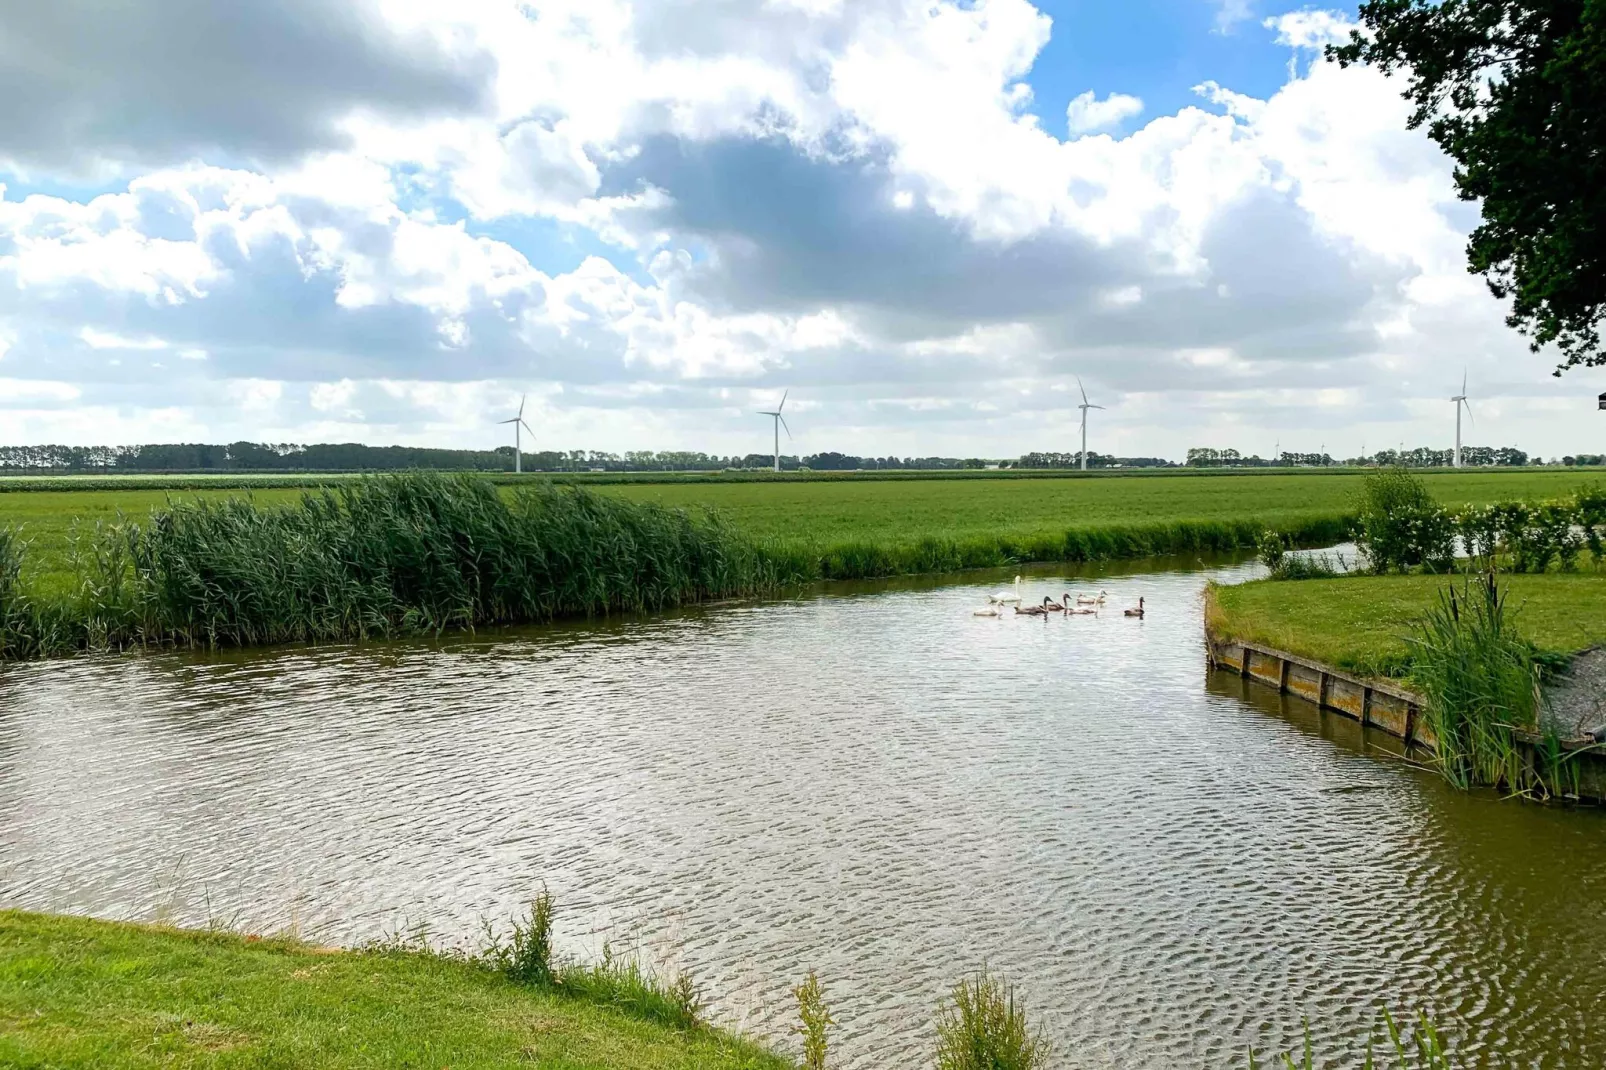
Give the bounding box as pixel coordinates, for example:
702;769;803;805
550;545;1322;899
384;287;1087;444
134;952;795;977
1451;371;1473;467
498;394;535;474
1076;377;1105;471
757;389;792;472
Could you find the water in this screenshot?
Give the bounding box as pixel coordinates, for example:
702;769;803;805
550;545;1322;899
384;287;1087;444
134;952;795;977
3;554;1604;1068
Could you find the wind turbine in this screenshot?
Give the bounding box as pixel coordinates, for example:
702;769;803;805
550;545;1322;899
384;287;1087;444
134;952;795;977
757;389;791;473
1451;372;1473;468
1076;378;1105;471
498;394;535;474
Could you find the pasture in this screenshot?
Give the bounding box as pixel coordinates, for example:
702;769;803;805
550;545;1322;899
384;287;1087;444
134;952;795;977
5;468;1606;593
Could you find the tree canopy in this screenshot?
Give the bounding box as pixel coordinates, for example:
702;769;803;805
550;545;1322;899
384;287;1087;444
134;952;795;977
1330;0;1605;373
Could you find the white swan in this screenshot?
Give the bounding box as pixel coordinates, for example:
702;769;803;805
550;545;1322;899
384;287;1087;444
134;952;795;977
972;604;1005;617
1076;589;1108;605
988;576;1024;604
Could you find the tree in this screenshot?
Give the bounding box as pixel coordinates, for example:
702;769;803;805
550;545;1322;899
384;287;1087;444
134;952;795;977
1329;0;1605;373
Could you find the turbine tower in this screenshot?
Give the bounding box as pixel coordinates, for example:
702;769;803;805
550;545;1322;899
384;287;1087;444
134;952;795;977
757;389;791;473
1451;372;1473;468
498;394;535;474
1076;377;1105;471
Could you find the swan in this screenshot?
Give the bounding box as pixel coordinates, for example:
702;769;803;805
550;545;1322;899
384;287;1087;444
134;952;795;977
1076;589;1108;605
1015;601;1050;616
988;576;1024;604
1123;596;1145;618
1041;595;1065;612
972;604;1005;617
1064;595;1096;615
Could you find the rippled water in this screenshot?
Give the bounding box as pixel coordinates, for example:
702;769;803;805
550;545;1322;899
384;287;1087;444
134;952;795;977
3;554;1605;1067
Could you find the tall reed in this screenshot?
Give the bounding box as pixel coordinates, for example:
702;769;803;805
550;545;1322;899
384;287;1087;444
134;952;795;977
1407;571;1550;794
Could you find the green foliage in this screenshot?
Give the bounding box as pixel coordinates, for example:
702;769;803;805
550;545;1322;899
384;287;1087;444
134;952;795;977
1330;0;1606;372
1355;468;1455;573
792;971;834;1070
481;889;556;987
934;968;1049;1070
1251;1011;1453;1069
1407;572;1549;793
478;890;703;1033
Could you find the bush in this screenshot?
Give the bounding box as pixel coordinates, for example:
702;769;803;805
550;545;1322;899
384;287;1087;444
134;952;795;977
934;968;1049;1070
1355;468;1454;573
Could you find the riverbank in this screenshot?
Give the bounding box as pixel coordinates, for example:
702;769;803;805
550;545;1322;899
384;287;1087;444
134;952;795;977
0;910;789;1070
1206;573;1606;679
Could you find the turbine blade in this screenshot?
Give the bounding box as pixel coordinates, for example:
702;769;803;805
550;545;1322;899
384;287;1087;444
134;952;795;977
520;419;535;436
1077;376;1088;404
1091;404;1106;410
1463;399;1474;426
780;415;792;439
1461;370;1467;396
518;393;526;419
778;389;788;413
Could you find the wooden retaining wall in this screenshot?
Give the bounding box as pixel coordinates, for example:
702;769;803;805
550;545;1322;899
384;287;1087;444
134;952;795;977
1206;633;1606;803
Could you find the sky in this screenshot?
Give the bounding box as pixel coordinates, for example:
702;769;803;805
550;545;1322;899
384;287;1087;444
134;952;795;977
1;0;1602;462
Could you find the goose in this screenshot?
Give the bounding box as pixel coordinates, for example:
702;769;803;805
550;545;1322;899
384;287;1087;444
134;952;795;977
988;576;1024;604
1123;596;1145;618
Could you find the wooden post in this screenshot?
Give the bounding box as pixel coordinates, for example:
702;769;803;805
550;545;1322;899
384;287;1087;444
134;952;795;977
1278;657;1291;694
1361;687;1373;728
1318;671;1330;711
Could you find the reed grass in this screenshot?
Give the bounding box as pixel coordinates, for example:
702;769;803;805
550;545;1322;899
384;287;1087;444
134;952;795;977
1406;571;1558;795
0;473;804;659
933;967;1050;1070
1249;1011;1453;1069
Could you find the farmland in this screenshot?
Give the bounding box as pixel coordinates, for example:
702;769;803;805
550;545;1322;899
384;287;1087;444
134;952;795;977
4;468;1606;594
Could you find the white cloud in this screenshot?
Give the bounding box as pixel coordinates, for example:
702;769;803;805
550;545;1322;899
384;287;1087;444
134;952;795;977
79;327;169;350
0;0;1599;460
1065;91;1144;134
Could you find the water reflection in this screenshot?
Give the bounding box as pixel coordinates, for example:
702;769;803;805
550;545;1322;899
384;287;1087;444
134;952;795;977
1;554;1603;1067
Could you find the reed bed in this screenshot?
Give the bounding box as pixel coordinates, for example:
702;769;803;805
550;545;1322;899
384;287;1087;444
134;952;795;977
0;473;801;658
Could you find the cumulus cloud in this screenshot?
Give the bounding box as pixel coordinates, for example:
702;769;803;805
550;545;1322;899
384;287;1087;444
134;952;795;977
1065;91;1145;134
0;0;495;177
0;0;1598;459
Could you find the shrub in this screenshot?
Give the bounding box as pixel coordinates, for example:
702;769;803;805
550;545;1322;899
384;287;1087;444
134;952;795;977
934;968;1049;1070
1354;468;1454;573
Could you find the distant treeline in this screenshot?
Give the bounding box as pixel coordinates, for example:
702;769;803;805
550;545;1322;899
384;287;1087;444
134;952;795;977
1186;446;1533;468
1013;452;1175;469
0;442;1001;474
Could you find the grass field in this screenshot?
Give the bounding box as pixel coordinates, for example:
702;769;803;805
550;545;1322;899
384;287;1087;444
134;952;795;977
0;910;788;1070
1207;572;1606;679
6;470;1605;593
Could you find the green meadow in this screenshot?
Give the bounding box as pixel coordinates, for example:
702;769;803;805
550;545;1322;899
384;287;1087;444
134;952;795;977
5;469;1605;593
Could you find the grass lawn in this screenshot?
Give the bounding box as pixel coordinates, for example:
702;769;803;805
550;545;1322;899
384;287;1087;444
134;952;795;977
5;469;1605;593
0;910;789;1070
1208;572;1606;679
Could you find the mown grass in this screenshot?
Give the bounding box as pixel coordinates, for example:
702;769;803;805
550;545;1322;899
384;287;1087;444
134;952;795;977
0;910;788;1070
1207;573;1606;679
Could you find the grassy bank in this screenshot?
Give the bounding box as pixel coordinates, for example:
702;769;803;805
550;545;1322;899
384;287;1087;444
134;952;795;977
1207;573;1606;679
0;910;787;1070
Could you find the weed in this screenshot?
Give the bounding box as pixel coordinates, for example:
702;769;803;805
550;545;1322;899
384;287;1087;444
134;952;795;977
792;970;834;1070
481;888;555;987
934;967;1049;1070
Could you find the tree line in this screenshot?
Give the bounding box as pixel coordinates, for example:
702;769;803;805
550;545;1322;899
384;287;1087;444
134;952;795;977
1186;446;1536;468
